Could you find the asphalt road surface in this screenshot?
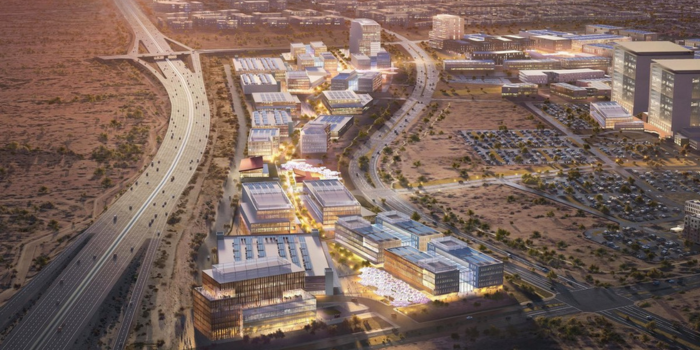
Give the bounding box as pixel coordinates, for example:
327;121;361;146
0;0;210;348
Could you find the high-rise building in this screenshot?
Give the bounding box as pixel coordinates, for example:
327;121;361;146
349;18;381;57
429;14;464;49
647;59;700;137
611;41;693;116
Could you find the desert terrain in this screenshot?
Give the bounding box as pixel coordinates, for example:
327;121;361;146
0;0;168;301
382;97;549;186
637;288;700;332
405;183;659;286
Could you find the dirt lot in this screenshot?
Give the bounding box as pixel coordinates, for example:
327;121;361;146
404;184;656;285
384;99;549;186
638;288;700;331
0;0;168;299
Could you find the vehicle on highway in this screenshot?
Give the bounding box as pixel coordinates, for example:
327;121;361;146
113;215;117;223
113;253;118;260
646;315;653;321
465;316;473;320
653;280;660;286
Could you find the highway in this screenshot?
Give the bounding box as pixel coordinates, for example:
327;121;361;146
0;0;210;348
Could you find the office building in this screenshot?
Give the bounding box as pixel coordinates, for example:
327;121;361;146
296;53;315;69
314;115;353;139
319;52;338;74
686;200;700;216
577;79;613;99
611;41;694;116
590;101;635;129
376;49;392;69
503;59;561;71
647;59;700;137
309;41;327;56
616;29;658;42
429;14;464;49
286;71;311;92
384;246;460;296
375;211;443;251
239;156;269;179
334;216;405;264
585;24;624;35
558;56;611;70
469;50;527;65
551;83;589;100
519;69;605;85
568;34;631;51
349;18;381;57
302;179;361;231
233;57;288;80
238;182;295;235
290;42;306;58
240;73;279;94
357;71;382;93
351;53;371;70
532;35;572;52
331;70;358;91
299;122;330;155
501;83;538;97
252;92;301;117
582;43;616;57
683;215;700;245
247;128;280;161
321;90;366;115
428;236;504;290
193;234;330;340
443;60;495;73
251;109;293;137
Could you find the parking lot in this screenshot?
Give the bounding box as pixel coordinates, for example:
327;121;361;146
533;171;682;222
535;102;594;130
634;169;700;195
460;129;596;166
586;226;694;262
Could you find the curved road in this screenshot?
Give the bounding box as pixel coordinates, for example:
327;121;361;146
0;0;210;349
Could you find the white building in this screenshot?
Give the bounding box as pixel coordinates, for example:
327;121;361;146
299;122;330;155
252;109;294;137
247;128;281;161
240;73;279;94
351;53;372;70
350;18;381;57
429;14;464;49
519;69;606;85
590;101;635;129
233;57;288;80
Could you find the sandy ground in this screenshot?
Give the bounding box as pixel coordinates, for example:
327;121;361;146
404;184;656;285
386;98;547;185
0;0;168;301
637;288;700;331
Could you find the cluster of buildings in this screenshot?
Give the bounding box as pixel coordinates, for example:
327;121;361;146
157;5;344;29
335;212;504;295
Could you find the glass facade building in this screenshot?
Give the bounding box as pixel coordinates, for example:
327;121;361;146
302;179;361;231
427;237;504;291
239;182;295;235
349;18;381;57
384;246;460;296
647;59;700;136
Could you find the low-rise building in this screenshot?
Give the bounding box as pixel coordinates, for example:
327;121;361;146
503;59;561;71
532;35;572;52
376;49;392;69
428;236;504;290
247;128;280;161
443;60;495;73
585;24;624;35
309;41;327;56
568;34;631;51
331;70;358;91
558;56;611;70
296;53;315;69
357;71;382;92
501;83;538;97
334;216;405;264
319;52;338;74
302;179;361;231
290;42;307;58
233;57;288;81
520;69;606;84
314;115;354;139
240;73;279;94
286;70;311;92
299;122;330;155
551;83;589;99
375;211;443;251
384;246;460;296
350;53;372;70
321;90;366;115
252;92;301;117
582;43;616;57
469;50;527;65
686;200;700;216
590;101;635;129
238;182;295;235
239;156;269;179
251;109;293;137
615;29;658;41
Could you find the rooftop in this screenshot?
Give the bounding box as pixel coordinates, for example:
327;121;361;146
206;256;301;283
252;109;292;127
323;89;361;102
214;234;330;282
377;211;442;237
616;41;692;55
386;246;458;274
652;59;700;73
242;182;292;211
591;101;631;118
352;18;380;26
252;92;300;104
248;128;280;142
239;156;264;172
429;237;503;267
533;35;571;41
304;179;359;208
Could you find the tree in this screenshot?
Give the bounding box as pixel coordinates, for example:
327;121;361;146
645;320;657;332
411;212;421;221
546;270;557;280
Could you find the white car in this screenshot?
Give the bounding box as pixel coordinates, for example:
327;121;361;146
466;316;473;320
